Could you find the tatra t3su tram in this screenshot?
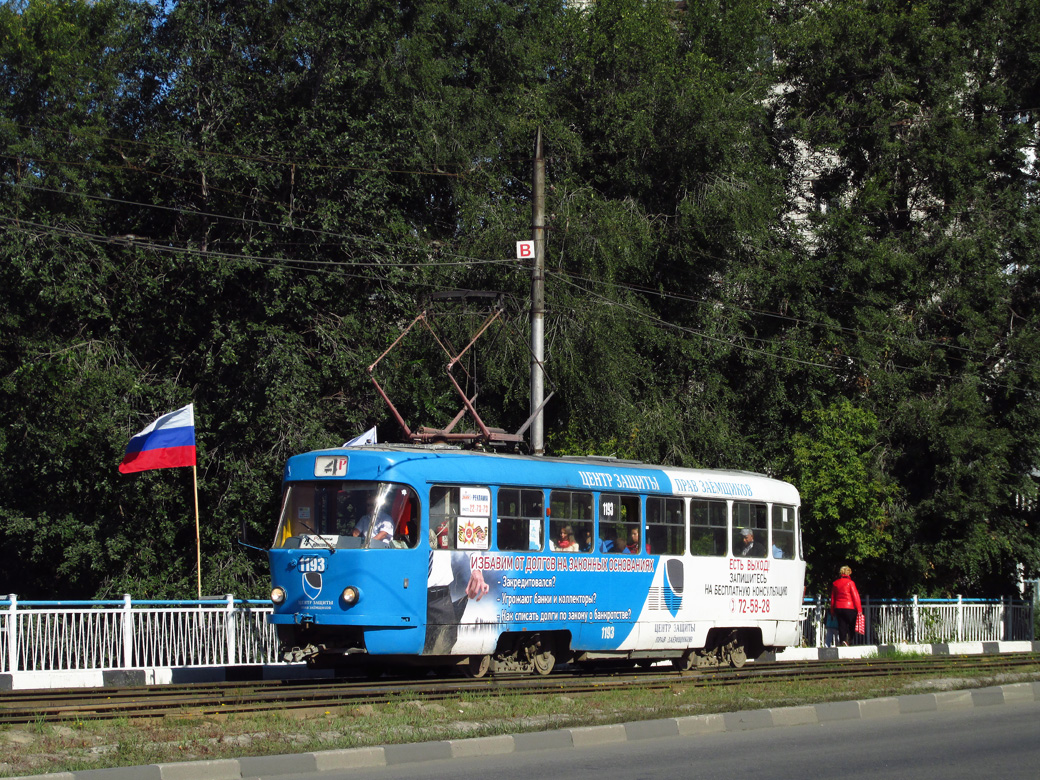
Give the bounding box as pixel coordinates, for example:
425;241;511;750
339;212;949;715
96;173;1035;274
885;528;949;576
268;445;805;676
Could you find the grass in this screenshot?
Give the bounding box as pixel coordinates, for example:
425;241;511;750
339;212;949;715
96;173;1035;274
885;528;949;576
2;661;1038;777
865;646;931;660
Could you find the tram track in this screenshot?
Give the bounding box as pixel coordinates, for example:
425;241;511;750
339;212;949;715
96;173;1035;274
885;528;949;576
0;654;1036;725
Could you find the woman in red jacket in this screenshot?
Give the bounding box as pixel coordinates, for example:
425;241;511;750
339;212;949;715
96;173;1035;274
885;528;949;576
829;565;863;646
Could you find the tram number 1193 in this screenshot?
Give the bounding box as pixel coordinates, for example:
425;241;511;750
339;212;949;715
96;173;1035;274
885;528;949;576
731;598;770;614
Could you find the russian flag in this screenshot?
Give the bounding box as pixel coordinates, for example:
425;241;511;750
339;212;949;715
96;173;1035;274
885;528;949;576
119;404;197;474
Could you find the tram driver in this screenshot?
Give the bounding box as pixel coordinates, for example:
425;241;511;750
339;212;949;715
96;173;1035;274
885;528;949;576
353;493;394;547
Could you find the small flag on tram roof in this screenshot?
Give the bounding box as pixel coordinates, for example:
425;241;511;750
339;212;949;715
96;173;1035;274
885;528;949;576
344;426;378;446
118;404;197;474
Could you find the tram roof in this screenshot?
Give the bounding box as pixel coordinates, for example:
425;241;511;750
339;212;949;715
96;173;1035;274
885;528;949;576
284;444;799;504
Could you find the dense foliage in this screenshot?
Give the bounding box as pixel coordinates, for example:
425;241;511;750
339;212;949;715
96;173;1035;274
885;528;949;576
1;0;1038;598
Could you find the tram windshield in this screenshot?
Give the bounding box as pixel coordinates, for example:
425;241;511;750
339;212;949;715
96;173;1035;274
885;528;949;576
272;481;419;550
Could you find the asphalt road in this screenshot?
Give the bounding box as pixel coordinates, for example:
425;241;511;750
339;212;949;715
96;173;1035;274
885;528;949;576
283;699;1040;780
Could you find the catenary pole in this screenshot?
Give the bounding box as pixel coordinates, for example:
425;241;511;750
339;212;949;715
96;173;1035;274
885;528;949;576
530;129;546;456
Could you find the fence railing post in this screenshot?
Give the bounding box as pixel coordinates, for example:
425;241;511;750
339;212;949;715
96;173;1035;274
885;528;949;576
226;594;237;666
956;594;963;642
816;595;823;648
912;595;919;645
7;594;17;673
122;594;133;668
1031;593;1036;642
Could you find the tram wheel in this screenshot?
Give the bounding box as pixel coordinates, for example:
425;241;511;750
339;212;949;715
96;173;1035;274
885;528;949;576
532;648;555;675
464;655;491;678
672;651;695;672
729;645;747;669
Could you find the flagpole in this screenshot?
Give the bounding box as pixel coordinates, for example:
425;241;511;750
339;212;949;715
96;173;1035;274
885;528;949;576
193;464;201;600
117;403;200;597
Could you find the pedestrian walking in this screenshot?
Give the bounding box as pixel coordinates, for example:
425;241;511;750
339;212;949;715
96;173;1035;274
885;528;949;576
829;565;863;646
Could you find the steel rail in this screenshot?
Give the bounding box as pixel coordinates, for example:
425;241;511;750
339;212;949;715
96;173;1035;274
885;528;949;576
0;654;1036;725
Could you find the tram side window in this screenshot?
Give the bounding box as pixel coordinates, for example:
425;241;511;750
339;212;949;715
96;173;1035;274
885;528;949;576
429;485;492;550
771;504;797;559
733;502;769;557
549;490;593;552
600;493;643;553
646;497;685;555
497;488;544;551
689;500;727;556
429;486;459;550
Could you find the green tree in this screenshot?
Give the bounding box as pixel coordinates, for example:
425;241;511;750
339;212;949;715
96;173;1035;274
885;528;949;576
0;0;178;597
792;400;896;592
773;0;1040;594
1;0;1038;602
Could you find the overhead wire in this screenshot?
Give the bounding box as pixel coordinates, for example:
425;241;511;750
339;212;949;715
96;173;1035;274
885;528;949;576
5;108;1039;383
545;264;1040;376
4;182;1037;385
5;173;1037;379
542;267;1040;394
6;205;1037;393
4;103;1034;262
0;214;519;274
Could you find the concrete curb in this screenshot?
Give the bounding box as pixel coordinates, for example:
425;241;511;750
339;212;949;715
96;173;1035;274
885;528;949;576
769;639;1040;662
0;665;334;692
11;680;1039;780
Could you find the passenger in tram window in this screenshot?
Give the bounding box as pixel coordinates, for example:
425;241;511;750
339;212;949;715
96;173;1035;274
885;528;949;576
738;528;766;557
353;493;394;547
625;527;650;554
579;529;594;552
554;524;577;551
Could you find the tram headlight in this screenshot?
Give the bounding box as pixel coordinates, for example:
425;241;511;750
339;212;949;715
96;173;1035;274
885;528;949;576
271;587;286;605
341;586;360;606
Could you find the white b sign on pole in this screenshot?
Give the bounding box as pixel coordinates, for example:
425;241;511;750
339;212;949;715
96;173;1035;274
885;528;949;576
516;240;535;260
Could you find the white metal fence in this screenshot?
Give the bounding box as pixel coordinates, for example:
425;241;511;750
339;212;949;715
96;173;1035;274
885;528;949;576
1;595;279;673
1;594;1034;672
801;595;1036;648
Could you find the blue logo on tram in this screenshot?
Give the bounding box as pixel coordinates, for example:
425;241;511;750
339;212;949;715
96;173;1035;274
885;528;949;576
303;571;323;600
664;559;684;617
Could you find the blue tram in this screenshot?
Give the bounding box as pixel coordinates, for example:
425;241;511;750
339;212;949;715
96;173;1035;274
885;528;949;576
268;445;805;676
